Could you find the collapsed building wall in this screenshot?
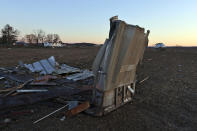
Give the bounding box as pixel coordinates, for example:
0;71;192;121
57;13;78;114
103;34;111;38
89;16;150;115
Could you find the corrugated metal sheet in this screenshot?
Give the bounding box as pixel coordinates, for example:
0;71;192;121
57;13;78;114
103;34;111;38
90;16;150;115
24;56;81;75
66;70;93;81
24;56;56;75
55;64;80;75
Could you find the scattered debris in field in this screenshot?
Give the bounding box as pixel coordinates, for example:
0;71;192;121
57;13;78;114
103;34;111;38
146;58;152;61
34;75;57;82
23;56;81;75
4;118;11;124
34;104;68;124
90;16;149;115
60;116;66;121
55;64;80;75
0;77;5;80
67;101;79;110
66;70;93;81
3;79;33;97
66;101;90;118
24;56;56;75
139;76;150;84
16;89;48;93
0;16;149;125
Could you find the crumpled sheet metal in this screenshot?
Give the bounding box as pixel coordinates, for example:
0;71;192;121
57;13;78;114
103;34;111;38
92;18;150;91
66;70;94;81
24;56;56;75
89;16;150;116
55;64;80;75
23;56;93;81
24;56;80;75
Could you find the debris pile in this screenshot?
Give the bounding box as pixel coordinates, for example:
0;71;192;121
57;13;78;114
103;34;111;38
0;16;150;124
0;56;94;124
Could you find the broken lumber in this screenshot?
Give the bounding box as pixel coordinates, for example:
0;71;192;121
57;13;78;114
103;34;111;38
3;79;33;97
0;86;91;110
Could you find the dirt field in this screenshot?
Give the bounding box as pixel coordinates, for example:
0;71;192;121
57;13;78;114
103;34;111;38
0;47;196;131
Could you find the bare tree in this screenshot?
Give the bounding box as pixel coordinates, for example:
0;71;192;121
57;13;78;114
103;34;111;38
25;31;61;45
53;34;60;43
45;34;61;43
25;34;36;44
46;34;54;43
21;37;26;42
34;29;45;44
0;35;2;44
0;24;19;45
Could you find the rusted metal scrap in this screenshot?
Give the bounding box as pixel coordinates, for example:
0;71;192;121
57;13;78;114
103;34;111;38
30;75;58;86
65;101;90;117
34;75;57;82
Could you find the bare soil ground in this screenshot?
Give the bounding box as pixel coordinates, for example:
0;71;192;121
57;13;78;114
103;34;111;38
0;46;196;131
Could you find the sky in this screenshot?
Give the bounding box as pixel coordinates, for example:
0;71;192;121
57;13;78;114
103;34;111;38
0;0;197;46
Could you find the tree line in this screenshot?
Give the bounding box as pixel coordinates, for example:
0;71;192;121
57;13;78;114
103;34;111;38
0;24;61;45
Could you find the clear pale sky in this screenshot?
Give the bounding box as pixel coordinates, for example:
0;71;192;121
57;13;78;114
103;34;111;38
0;0;197;46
